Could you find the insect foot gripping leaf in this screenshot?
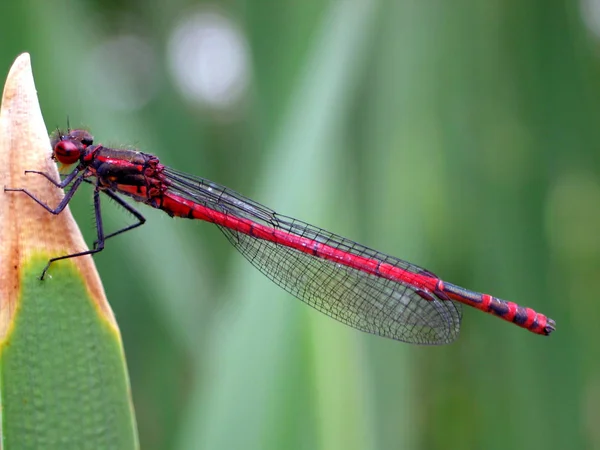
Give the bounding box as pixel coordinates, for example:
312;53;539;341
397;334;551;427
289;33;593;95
0;53;139;449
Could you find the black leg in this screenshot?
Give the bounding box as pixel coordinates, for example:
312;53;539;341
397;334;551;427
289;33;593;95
94;189;146;248
39;182;106;280
22;166;81;189
6;169;147;279
4;173;86;215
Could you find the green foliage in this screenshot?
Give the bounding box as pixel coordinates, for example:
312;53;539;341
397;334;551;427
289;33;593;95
0;257;137;449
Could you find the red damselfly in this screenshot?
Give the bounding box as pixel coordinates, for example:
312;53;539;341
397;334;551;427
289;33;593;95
4;129;556;344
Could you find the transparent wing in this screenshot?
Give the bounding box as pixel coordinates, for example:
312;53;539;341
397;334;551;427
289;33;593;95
164;168;462;344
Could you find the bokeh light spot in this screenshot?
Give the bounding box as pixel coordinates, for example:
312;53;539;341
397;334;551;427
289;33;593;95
167;9;250;111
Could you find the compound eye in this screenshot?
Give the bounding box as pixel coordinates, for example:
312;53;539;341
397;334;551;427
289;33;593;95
54;140;83;165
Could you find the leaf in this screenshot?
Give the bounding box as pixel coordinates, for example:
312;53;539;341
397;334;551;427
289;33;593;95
0;53;138;449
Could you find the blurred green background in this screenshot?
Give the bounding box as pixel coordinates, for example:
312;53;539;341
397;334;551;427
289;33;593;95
0;0;594;449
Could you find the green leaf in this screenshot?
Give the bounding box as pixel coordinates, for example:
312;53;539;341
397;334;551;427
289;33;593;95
1;257;138;449
0;54;138;449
